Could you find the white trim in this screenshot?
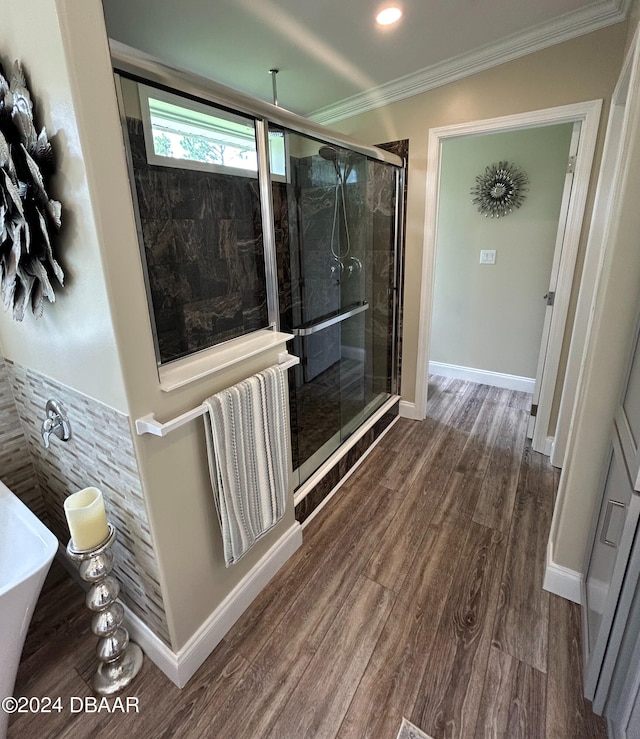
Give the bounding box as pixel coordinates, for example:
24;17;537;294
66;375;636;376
158;330;293;392
428;361;535;393
415;101;602;439
543;538;583;603
299;415;401;529
293;394;400;507
121;606;182;683
531;106;602;455
309;1;629;125
143;522;302;687
171;522;301;687
552;50;637;470
399;400;418;419
529;121;581;450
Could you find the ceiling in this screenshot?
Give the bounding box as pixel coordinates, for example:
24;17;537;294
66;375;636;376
101;0;629;124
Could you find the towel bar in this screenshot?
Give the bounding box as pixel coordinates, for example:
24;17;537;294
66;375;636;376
135;352;300;437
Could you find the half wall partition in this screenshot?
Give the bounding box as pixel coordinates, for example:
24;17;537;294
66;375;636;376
112;47;404;498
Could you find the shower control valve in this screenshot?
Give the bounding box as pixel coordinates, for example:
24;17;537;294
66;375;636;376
346;256;362;277
330;257;344;278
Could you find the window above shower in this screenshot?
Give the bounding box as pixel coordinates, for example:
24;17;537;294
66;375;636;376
138;85;287;180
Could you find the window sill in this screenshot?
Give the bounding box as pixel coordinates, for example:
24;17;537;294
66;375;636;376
158;329;294;392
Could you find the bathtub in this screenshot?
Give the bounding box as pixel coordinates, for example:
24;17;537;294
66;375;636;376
0;481;57;739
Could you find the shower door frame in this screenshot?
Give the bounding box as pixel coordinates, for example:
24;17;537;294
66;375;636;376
111;42;405;488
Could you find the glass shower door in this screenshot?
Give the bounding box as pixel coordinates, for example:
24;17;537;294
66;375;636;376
341;156;398;440
272;128;398;487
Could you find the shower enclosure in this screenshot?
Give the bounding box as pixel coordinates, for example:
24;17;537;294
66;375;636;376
273;130;401;486
112;51;404;494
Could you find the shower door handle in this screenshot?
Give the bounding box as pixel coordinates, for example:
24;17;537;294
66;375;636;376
292;301;369;336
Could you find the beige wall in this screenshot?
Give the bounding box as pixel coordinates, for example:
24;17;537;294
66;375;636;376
432;124;573;378
331;24;627;409
53;0;297;650
0;0;127;412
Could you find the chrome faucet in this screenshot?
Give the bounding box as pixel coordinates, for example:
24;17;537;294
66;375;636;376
41;399;71;448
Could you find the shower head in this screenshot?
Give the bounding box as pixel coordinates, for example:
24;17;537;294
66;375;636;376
318;145;338;162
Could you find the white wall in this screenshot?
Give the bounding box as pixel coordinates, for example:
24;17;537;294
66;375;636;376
432;124;573;379
0;0;127;412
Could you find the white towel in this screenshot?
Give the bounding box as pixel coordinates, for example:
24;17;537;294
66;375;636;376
203;365;289;567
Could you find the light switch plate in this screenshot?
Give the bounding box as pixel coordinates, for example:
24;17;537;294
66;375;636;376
480;249;496;265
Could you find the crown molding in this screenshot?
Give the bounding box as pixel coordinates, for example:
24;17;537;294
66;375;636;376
309;0;631;125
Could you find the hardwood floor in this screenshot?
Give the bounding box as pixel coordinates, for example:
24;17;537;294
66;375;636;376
8;376;607;739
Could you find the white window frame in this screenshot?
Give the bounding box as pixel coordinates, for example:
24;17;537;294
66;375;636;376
138;84;287;181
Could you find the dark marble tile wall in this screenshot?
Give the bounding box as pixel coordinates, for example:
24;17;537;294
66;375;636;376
0;357;46;520
294;400;399;524
376;139;409;395
272;181;296;332
126;117;269;364
367;157;396;400
4;360;170;646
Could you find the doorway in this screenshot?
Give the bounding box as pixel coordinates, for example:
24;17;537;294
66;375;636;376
415;101;602;460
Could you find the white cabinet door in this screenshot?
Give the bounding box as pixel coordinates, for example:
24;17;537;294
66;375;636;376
584;427;639;704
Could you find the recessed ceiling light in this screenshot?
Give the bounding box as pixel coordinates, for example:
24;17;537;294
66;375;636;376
376;6;403;26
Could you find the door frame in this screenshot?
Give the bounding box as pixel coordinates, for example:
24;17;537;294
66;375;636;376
414;100;602;459
527;121;581;448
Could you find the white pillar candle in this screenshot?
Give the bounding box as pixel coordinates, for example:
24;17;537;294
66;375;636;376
64;487;110;551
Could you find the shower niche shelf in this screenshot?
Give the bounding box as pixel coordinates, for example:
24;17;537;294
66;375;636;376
158;329;294;392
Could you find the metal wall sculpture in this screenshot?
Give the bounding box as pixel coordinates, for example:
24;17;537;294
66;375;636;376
0;60;63;320
471;161;528;219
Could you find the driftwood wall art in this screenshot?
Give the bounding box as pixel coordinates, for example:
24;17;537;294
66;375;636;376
0;60;63;320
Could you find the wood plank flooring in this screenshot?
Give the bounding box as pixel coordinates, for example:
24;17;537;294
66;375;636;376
8;375;607;739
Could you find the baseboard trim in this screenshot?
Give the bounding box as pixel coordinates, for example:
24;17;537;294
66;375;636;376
429;361;535;393
543;539;583;604
122;607;181;682
125;522;302;688
399;400;418;419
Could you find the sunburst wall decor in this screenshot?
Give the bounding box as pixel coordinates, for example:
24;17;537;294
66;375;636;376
471;161;528;219
0;59;64;321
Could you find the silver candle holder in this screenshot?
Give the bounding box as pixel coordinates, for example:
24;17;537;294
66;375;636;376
67;524;143;695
